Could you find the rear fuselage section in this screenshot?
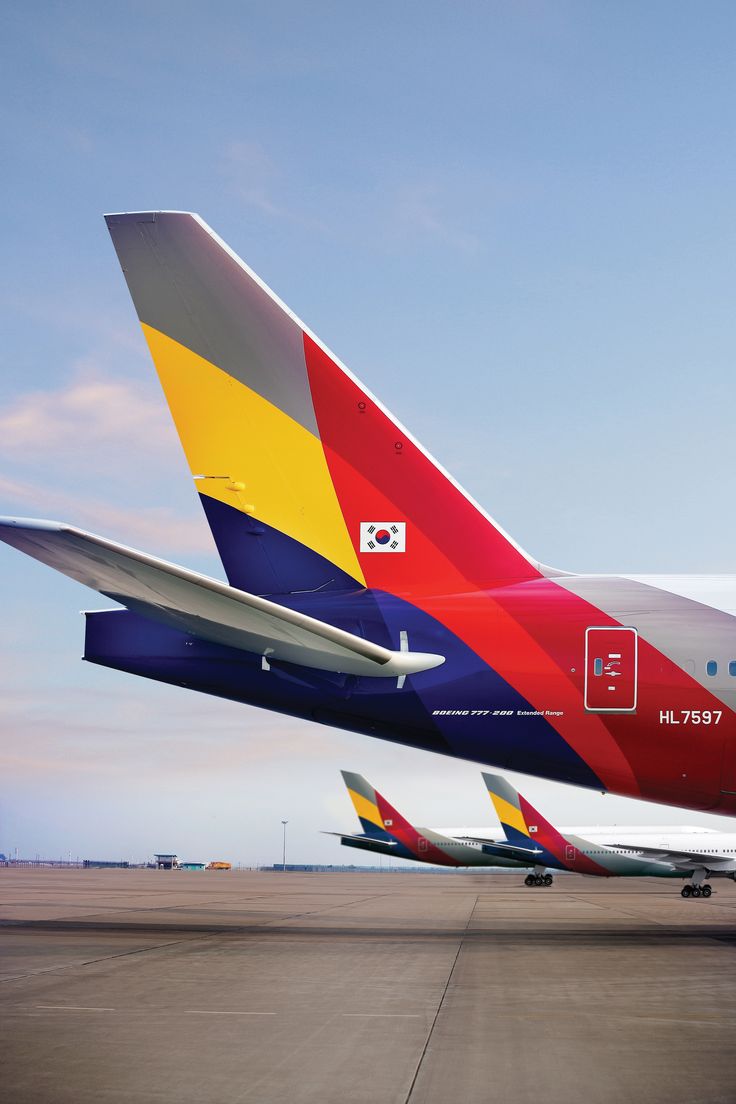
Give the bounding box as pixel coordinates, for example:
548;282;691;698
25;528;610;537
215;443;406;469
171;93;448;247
84;572;736;816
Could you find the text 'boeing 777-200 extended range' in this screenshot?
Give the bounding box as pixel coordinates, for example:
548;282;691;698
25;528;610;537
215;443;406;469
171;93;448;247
1;211;735;814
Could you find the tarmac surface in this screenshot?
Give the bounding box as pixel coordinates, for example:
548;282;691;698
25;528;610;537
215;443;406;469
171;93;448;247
1;869;735;1104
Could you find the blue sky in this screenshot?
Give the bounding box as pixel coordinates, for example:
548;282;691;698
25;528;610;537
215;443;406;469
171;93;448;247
2;2;736;865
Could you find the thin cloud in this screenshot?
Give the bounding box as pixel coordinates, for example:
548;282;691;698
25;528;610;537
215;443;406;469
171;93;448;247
222;140;328;231
0;366;177;458
392;183;480;254
0;691;350;781
1;287;146;354
60;126;95;155
223;140;285;217
0;473;215;556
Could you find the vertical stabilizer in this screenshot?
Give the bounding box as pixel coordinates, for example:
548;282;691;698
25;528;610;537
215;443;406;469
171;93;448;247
483;773;556;846
105;211;540;598
341;771;393;839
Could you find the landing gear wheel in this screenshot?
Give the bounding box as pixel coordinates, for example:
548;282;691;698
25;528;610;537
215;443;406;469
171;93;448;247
543;874;553;886
681;885;692;898
691;886;702;898
702;884;712;898
524;874;535;887
534;875;544;886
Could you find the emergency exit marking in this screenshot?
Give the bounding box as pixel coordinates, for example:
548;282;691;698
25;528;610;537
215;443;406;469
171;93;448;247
584;627;638;713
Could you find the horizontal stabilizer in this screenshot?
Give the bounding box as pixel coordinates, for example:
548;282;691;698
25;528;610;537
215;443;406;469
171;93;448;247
0;518;445;679
321;832;397;846
461;837;543;861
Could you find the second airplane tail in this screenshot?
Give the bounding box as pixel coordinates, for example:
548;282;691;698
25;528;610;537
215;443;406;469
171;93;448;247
341;770;397;842
340;770;467;867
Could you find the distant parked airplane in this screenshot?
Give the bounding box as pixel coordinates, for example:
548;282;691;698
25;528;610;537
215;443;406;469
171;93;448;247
1;211;736;815
332;771;736;897
324;770;519;871
480;773;736;897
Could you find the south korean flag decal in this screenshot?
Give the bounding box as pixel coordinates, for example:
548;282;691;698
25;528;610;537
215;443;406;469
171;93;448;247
360;522;406;553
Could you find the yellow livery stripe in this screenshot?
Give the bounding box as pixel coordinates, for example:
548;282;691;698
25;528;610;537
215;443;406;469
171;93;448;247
347;787;384;828
489;793;528;837
142;324;365;585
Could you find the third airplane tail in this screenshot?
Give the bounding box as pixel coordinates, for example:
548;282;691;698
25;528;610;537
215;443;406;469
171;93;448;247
483;772;558;849
483;772;612;878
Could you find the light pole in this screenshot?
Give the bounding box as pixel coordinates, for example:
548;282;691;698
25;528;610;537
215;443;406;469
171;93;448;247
281;820;288;872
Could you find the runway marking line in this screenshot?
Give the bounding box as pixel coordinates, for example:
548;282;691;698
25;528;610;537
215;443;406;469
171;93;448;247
33;1006;422;1018
404;893;479;1103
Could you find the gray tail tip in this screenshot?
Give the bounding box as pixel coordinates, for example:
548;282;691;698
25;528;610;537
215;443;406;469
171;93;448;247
340;770;368;787
104;210;198;226
482;771;509;790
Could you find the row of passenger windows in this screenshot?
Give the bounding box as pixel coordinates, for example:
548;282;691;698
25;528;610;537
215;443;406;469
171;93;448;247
705;660;736;677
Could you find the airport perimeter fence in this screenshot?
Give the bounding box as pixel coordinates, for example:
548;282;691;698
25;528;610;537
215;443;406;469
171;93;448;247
262;864;529;874
0;859;86;868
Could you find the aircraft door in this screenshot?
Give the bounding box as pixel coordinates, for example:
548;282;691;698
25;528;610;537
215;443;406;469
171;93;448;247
418;836;428;853
585;627;638;713
565;844;576;865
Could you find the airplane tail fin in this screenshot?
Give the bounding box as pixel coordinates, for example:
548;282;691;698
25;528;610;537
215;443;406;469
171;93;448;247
341;771;395;840
482;773;556;846
340;770;460;867
105;211;539;598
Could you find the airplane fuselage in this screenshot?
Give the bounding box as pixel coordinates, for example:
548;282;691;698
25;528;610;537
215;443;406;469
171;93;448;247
340;820;736;878
515;827;736;878
84;571;736;816
337;770;736;887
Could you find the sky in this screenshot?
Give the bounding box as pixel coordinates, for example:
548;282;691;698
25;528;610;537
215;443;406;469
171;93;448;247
2;1;736;865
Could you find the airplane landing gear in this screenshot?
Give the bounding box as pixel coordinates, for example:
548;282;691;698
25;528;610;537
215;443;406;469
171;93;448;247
524;872;554;887
681;883;712;899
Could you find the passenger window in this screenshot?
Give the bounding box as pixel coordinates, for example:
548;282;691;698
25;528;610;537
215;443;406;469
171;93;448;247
593;658;603;676
729;661;736;677
706;660;718;677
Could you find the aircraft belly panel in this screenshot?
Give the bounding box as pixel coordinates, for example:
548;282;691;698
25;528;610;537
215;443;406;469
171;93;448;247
82;606;605;790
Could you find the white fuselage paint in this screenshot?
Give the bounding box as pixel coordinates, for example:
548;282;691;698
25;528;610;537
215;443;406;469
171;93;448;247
623;576;736;618
434;824;736;875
